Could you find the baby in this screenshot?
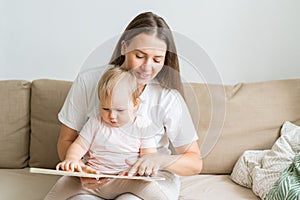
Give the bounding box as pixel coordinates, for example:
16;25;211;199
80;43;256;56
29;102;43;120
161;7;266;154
46;67;158;199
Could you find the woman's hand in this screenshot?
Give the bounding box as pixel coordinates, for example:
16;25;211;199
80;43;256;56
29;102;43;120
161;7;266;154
80;177;111;190
126;153;168;177
80;164;111;189
126;142;203;177
56;160;83;172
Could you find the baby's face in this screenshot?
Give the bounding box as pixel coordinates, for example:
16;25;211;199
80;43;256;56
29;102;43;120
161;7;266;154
100;87;135;127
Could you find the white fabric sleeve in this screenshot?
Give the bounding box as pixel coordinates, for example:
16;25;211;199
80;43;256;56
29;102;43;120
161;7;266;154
140;136;157;149
77;116;97;148
164;90;198;148
58;74;89;131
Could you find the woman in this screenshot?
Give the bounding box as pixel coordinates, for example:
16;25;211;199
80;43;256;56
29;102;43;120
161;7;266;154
57;12;202;200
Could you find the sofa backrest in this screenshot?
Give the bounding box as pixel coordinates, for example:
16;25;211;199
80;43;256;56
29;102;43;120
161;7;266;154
184;79;300;174
29;79;72;168
0;80;31;168
1;79;300;174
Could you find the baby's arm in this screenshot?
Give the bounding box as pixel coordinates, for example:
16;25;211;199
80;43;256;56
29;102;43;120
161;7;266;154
56;136;89;172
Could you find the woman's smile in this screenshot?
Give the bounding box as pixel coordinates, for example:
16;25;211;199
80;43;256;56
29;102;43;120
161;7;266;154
135;71;151;79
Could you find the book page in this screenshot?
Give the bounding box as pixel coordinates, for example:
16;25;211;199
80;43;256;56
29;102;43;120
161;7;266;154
30;168;165;182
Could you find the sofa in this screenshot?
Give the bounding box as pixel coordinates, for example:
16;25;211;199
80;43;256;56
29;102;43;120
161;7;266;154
0;78;299;200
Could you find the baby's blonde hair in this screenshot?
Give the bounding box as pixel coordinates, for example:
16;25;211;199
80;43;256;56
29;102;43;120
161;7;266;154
98;67;139;104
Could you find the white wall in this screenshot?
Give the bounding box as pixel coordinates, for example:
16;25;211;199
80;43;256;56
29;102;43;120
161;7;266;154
1;0;299;84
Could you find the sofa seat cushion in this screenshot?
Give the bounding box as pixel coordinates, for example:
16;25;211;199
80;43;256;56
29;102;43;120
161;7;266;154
0;168;59;200
180;175;259;199
0;169;258;200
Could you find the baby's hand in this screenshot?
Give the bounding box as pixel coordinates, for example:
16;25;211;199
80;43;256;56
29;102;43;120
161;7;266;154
56;160;83;172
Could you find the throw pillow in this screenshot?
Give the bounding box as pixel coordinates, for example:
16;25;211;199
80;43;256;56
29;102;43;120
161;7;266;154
231;121;300;199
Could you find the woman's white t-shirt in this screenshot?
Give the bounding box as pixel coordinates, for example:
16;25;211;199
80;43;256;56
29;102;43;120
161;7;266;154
58;66;198;155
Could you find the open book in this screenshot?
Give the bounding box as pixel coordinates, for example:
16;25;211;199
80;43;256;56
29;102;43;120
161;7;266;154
30;168;165;182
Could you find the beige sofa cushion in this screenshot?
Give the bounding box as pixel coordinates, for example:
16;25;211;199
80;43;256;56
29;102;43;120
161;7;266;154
180;175;259;199
0;80;31;168
29;79;72;168
183;79;300;174
0;168;60;200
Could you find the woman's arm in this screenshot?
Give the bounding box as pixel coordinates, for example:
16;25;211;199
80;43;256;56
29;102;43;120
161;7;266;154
57;124;78;161
161;90;202;175
164;141;202;175
128;141;202;176
57;70;100;160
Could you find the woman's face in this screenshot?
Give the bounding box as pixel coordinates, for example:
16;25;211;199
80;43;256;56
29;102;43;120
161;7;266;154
121;33;167;86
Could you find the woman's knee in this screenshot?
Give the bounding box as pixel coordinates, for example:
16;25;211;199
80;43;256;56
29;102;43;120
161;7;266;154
67;194;105;200
115;193;142;200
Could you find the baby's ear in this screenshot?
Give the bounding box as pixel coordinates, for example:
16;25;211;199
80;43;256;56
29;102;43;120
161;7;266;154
134;98;140;110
